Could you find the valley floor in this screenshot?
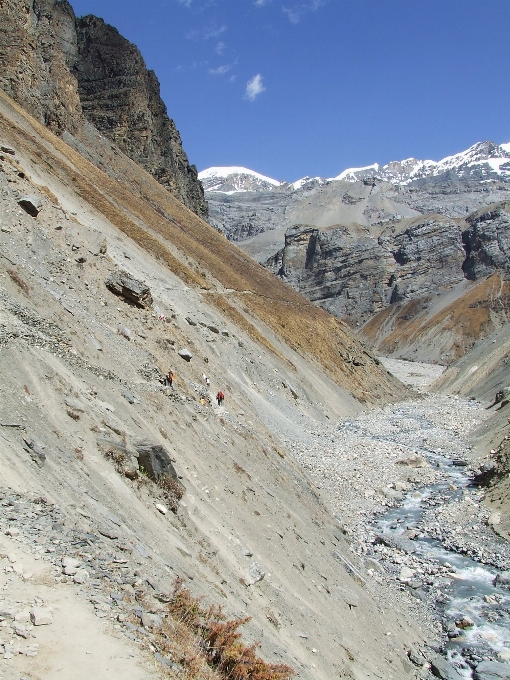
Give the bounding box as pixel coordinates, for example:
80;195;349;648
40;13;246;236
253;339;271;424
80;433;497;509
280;360;510;679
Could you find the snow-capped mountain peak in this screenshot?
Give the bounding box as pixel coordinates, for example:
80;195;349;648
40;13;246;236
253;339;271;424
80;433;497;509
199;141;510;196
329;141;510;185
198;167;282;193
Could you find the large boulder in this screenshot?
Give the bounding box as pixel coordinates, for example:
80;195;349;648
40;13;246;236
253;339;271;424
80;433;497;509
429;655;464;679
134;440;177;482
106;271;152;308
474;660;510;679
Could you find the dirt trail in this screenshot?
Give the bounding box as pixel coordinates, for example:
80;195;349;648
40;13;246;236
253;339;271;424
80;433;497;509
0;533;158;680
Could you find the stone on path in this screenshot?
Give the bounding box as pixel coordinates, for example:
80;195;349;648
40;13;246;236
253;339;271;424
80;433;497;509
30;608;53;626
17;195;41;217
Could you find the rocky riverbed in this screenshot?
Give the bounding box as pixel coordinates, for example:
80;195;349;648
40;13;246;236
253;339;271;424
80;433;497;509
281;369;510;679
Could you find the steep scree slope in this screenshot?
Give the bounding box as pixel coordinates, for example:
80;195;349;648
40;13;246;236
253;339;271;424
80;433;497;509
0;89;419;679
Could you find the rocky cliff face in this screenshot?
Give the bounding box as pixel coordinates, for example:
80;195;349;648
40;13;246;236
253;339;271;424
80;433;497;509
0;0;207;218
463;202;510;280
74;15;207;219
0;0;82;133
266;215;467;324
265;203;510;364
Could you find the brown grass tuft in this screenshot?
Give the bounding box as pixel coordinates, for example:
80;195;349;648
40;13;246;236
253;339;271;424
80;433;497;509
7;269;29;295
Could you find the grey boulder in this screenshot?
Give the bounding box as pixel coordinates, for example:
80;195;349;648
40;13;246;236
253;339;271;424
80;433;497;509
106;270;152;308
135;440;178;482
18;195;41;217
474;661;510;679
429;655;464;679
494;571;510;588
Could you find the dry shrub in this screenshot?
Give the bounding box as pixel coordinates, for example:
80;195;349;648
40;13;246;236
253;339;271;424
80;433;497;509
103;447;126;473
157;474;186;513
163;579;294;680
158;473;185;497
66;409;80;421
7;269;29;295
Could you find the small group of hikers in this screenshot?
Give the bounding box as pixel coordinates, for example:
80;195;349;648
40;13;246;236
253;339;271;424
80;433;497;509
164;369;225;407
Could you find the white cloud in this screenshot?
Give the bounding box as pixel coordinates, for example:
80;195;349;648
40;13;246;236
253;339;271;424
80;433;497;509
254;0;272;5
209;64;232;75
283;0;325;24
215;41;226;55
209;56;238;77
245;74;265;101
186;24;227;41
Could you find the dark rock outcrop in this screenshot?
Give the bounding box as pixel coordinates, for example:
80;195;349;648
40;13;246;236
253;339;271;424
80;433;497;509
0;0;82;134
463;202;510;280
134;440;178;482
0;0;207;218
106;270;153;308
74;15;207;219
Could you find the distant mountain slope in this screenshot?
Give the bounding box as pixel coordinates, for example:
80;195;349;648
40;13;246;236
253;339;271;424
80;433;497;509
203;141;510;259
265;202;510;364
203;142;510;368
0;0;207;218
198;166;283;193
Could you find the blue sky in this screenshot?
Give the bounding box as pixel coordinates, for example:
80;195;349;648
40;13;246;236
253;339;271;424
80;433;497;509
70;0;510;182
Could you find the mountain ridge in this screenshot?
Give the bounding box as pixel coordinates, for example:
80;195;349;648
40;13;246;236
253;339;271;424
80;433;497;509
200;140;510;194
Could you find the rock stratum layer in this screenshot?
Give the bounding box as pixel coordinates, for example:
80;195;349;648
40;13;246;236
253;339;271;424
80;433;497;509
0;0;207;218
265;205;510;363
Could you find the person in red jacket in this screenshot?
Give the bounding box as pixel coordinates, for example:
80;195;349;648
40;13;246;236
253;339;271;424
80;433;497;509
216;391;224;406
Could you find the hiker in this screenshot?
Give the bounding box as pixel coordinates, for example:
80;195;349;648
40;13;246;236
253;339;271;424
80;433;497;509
216;391;224;406
166;370;174;388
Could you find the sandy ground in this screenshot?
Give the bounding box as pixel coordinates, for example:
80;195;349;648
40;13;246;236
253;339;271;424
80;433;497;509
379;357;446;391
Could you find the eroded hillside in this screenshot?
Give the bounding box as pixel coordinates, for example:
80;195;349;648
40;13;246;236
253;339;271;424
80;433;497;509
0;89;426;679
